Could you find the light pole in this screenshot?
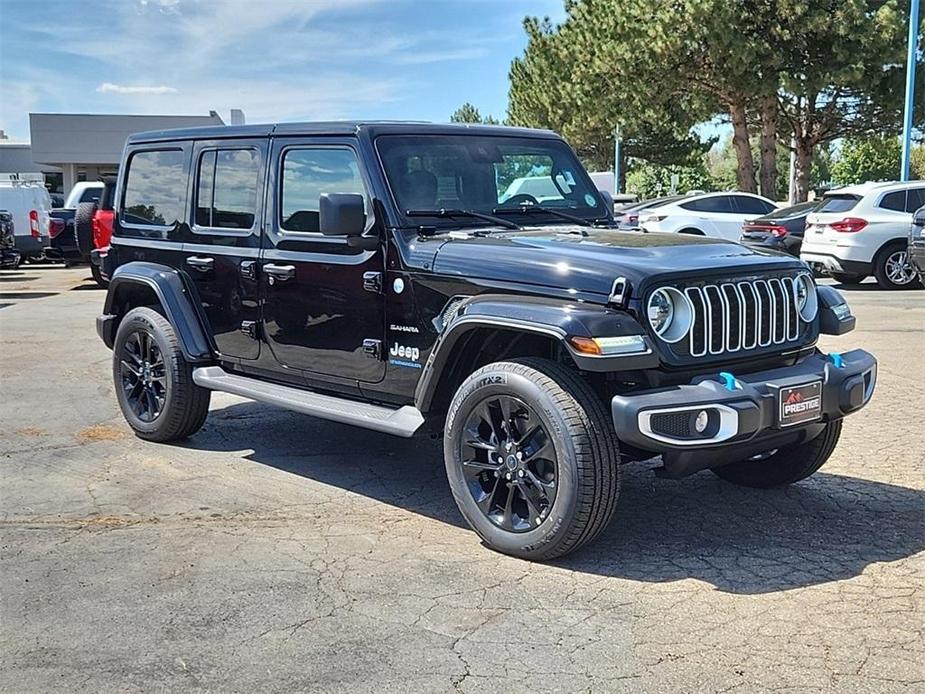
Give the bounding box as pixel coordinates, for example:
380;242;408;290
613;126;622;195
900;0;921;181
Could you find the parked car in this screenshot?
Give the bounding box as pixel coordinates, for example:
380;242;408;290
45;181;105;281
0;174;52;262
739;201;819;257
614;195;684;230
49;193;65;208
87;176;117;286
96;121;875;561
909;205;925;278
1;210;21;269
801;181;925;289
639;191;778;240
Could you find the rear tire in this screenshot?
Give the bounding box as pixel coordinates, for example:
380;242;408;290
711;420;842;488
678;228;705;235
444;357;620;560
113;307;211;442
830;272;865;285
873;243;920;290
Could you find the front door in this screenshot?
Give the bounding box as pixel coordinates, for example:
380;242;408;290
261;137;385;384
180;139;266;360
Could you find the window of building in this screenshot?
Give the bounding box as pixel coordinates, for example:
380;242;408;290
195;149;259;229
280;148;367;233
122;149;185;226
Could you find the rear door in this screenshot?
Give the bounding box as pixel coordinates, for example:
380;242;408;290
179;139;267;360
113;145;191;272
260;137;386;384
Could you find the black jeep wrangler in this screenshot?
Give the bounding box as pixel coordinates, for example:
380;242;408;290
97;122;876;560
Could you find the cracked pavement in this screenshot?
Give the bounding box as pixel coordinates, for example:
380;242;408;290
1;266;923;693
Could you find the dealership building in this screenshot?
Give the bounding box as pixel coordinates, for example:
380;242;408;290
0;110;243;194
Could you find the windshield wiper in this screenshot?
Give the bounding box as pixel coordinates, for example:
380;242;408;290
492;204;595;227
406;208;521;230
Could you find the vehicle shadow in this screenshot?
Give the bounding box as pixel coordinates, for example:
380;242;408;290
181;400;925;595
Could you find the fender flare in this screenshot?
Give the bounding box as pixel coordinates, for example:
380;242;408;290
98;262;213;362
414;294;657;412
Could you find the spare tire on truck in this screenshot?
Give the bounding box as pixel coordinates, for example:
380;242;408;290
74;202;97;259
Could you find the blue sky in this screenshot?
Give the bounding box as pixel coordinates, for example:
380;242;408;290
0;0;565;142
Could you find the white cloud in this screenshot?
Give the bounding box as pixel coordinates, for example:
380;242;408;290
96;83;178;95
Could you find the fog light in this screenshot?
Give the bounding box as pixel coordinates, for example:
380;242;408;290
694;410;709;434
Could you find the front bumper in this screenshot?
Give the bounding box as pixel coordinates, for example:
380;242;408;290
612;349;876;476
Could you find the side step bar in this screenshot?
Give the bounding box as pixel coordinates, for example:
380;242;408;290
192;366;425;438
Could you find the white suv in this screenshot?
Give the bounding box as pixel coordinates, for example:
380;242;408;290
638;191;778;240
801;181;925;290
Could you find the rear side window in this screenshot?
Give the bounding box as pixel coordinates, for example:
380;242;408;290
195;149;259;229
680;196;735;213
122;150;185;226
817;195;860;213
878;190;906;212
280;148;367;233
734;196;776;215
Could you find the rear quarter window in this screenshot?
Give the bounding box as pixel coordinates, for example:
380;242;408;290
121;149;186;229
878;190;907;212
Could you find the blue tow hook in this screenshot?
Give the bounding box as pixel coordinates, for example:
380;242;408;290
718;372;739;391
827;352;844;368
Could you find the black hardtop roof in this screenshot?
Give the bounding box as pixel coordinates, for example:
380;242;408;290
126;120;561;144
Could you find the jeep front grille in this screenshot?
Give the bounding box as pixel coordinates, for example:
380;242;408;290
684;277;801;357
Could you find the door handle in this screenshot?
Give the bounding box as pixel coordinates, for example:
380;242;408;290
263;263;296;282
186;256;214;272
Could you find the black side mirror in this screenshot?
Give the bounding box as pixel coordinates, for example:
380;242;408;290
319;193;365;237
598;189;615;215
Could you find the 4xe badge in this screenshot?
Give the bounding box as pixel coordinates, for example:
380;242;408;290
779;380;822;427
389;342;421;369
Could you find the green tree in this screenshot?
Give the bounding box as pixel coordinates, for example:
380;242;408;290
911;145;925;181
772;1;922;200
625;161;714;199
508;1;922;201
508;13;714;182
830;136;904;186
450;102;500;125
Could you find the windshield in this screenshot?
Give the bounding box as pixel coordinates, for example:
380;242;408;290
376;134;607;226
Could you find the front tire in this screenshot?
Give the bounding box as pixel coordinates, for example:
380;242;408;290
444;358;620;561
873;243;919;290
113;307;211;442
711;420;842;488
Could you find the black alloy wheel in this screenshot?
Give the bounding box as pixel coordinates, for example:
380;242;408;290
460;394;558;532
119;328;167;423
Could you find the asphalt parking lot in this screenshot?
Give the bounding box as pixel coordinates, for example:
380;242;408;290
1;264;923;693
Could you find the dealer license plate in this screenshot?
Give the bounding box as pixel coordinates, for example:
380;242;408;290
778;381;823;427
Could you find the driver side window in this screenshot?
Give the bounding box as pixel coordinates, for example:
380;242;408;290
280;147;368;233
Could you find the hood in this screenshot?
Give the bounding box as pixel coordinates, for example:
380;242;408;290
431;227;806;298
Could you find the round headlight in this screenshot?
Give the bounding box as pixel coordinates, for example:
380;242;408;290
796;274;818;322
647;289;673;335
647;287;693;343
